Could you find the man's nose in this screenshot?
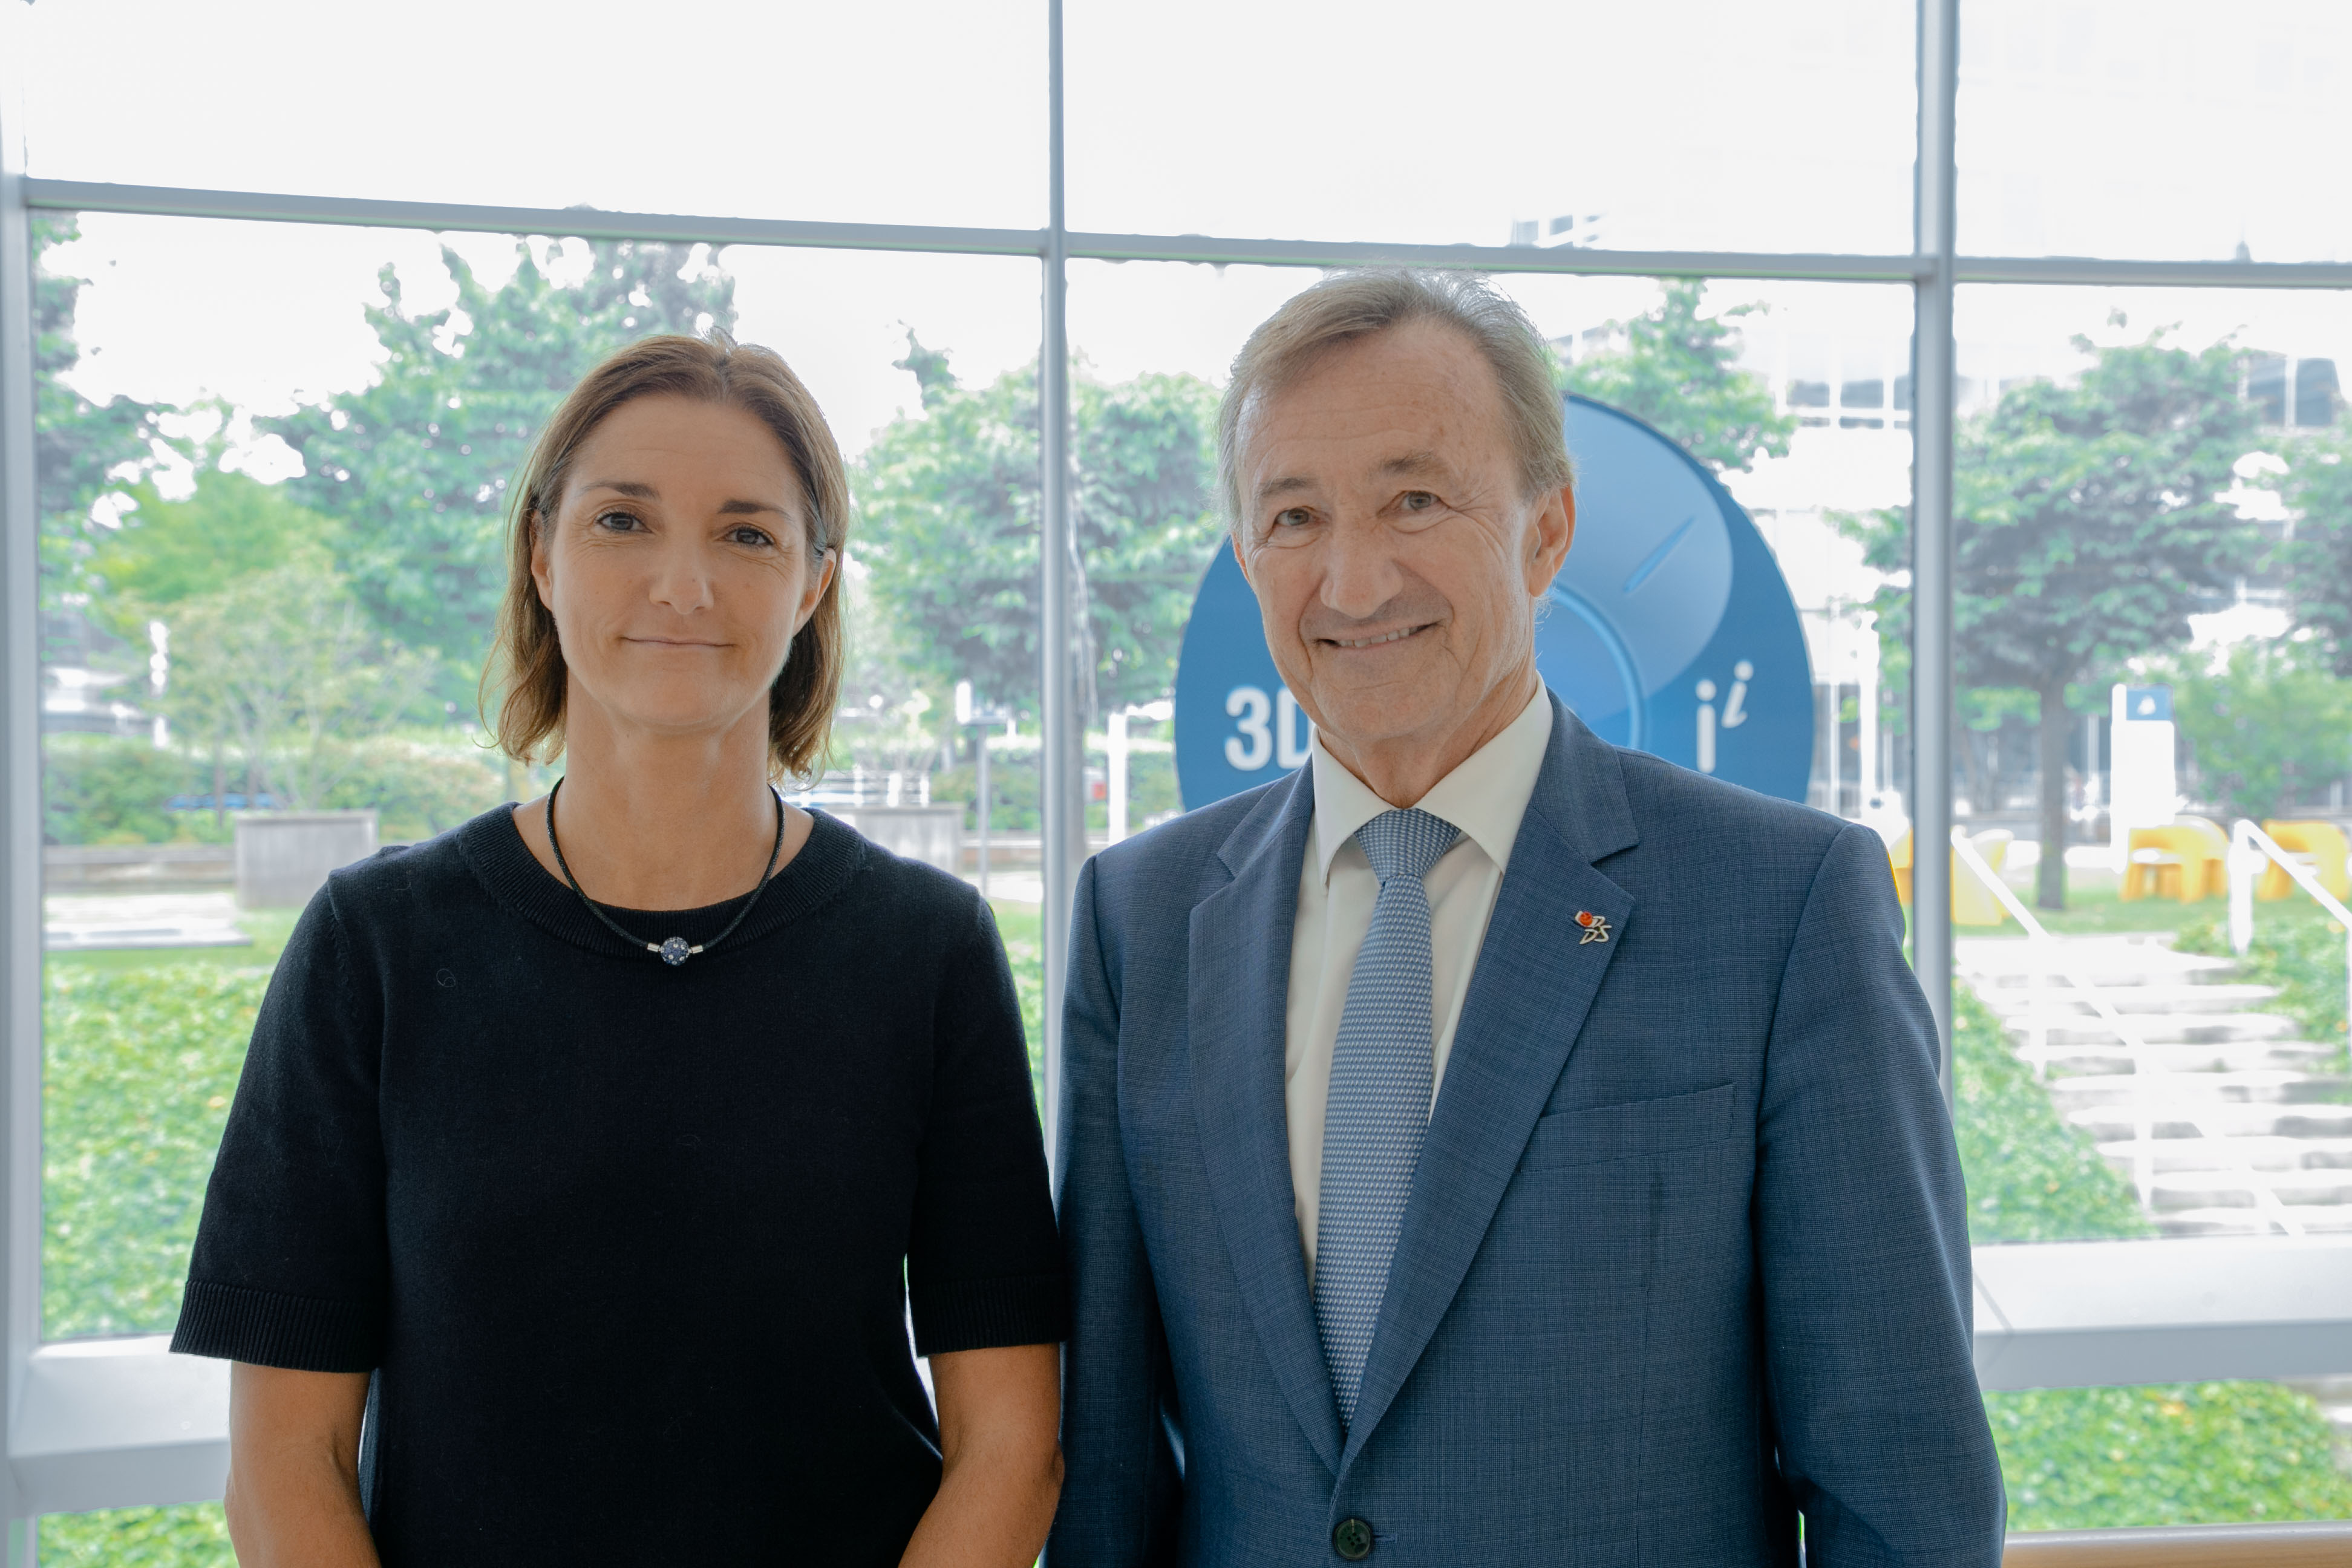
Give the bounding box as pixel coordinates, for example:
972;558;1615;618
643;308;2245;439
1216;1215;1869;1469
1320;517;1402;620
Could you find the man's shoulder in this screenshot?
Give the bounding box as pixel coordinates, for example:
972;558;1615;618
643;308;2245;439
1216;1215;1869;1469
1086;776;1294;909
1599;744;1892;914
1612;746;1846;846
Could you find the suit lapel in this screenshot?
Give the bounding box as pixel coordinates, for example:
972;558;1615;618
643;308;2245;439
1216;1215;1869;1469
1340;700;1641;1467
1186;770;1345;1474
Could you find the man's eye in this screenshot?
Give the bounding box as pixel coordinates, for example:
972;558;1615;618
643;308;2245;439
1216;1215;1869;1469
1274;508;1312;529
1400;491;1437;512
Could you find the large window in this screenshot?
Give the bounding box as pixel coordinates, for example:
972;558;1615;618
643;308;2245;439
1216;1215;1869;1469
5;0;2352;1558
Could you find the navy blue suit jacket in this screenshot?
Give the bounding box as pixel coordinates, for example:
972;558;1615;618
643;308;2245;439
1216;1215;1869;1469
1051;697;2004;1565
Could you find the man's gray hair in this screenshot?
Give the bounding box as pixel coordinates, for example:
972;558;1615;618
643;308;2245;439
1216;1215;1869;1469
1216;269;1574;531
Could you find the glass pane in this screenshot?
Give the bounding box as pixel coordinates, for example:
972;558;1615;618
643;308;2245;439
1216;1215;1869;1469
1874;283;2352;1250
1959;0;2352;262
36;211;1045;1338
21;0;1045;229
1068;0;1916;253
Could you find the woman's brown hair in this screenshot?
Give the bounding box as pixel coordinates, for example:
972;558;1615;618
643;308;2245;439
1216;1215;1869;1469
482;333;851;779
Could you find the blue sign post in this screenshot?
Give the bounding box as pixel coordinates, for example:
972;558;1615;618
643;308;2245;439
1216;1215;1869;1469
1173;394;1815;808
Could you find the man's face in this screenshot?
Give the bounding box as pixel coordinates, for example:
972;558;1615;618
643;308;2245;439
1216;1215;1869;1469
1232;320;1573;772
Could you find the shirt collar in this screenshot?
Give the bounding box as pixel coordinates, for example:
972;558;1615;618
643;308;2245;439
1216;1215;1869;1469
1309;688;1555;883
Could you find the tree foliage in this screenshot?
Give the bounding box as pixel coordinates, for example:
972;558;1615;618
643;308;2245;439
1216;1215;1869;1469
1561;279;1795;473
33;215;173;658
87;470;333;627
854;339;1224;719
264;239;735;690
2279;428;2352;673
1848;327;2262;904
162;560;433;809
2163;641;2352;822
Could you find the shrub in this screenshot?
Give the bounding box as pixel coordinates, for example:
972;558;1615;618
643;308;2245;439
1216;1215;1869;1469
38;1504;233;1566
41;734;204;846
1954;980;2152;1242
44;964;263;1338
321;733;506;842
1991;1382;2352;1531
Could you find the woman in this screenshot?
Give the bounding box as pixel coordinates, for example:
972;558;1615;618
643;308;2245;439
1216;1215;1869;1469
171;335;1065;1565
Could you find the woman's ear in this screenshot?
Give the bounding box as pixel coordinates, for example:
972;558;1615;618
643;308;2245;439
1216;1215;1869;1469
795;544;838;632
530;509;555;612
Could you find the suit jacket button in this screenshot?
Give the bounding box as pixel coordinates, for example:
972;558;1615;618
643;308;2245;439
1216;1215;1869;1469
1332;1517;1374;1560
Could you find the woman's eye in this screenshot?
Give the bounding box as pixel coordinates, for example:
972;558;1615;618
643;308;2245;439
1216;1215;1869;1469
728;526;775;548
593;509;644;533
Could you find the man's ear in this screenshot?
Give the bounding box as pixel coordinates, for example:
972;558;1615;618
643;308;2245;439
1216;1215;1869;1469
1523;482;1576;598
1230;528;1252;587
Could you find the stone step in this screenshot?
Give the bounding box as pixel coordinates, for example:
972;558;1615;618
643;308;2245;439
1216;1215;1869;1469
2147;1169;2352;1209
1983;982;2282;1016
2034;1040;2343;1076
2050;1072;2352;1111
2009;1012;2302;1046
2071;1103;2352;1142
2096;1135;2352;1173
1959;938;2239;989
2156;1205;2352;1237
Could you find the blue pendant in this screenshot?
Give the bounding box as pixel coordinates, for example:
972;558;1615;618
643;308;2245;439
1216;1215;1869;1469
659;936;691;966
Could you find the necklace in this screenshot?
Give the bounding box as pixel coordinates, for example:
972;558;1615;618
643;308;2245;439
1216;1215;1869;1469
544;777;786;966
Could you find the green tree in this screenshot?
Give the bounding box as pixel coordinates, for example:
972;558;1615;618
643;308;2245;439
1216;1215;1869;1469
854;338;1224;722
87;469;332;621
1848;327;2261;908
163;560;432;810
2279;426;2352;672
1561;278;1795;473
33;214;173;659
264;239;735;693
2165;641;2352;822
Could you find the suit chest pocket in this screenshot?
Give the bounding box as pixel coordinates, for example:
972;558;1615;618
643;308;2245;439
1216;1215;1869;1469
1520;1082;1737;1171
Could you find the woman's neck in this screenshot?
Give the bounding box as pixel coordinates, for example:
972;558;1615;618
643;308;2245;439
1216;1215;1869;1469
512;710;812;911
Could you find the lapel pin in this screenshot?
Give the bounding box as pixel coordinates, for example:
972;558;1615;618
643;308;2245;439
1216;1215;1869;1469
1575;910;1612;945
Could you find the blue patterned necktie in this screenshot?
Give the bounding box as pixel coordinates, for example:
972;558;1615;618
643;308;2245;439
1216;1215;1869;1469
1314;806;1459;1429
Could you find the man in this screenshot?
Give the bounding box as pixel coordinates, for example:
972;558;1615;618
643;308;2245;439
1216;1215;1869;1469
1051;270;2004;1565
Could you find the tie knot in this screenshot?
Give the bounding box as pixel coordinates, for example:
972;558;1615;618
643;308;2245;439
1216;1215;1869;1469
1354;808;1459;884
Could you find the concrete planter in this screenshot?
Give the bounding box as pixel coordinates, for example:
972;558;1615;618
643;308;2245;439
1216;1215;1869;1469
234;811;379;909
829;805;964;877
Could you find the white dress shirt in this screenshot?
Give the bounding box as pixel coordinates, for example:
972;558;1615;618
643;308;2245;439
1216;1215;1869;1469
1284;689;1554;1275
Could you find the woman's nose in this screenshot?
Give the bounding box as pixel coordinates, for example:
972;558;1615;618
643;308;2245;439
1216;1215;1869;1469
645;540;716;614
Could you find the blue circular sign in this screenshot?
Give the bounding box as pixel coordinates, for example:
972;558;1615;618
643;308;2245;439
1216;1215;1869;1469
1174;393;1814;807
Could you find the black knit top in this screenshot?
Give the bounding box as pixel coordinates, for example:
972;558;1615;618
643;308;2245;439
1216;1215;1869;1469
172;806;1064;1566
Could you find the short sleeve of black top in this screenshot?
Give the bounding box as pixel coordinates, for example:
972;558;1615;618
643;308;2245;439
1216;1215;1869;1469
171;806;1065;1567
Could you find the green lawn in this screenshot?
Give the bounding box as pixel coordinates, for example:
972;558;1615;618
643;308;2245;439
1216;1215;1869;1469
990;899;1047;1111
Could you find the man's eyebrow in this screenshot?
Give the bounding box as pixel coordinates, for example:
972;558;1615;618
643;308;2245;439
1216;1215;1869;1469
1253;475;1316;506
1379;450;1449;480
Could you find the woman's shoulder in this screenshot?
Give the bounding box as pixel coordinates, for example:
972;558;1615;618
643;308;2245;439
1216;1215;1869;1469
811;811;991;930
316;806;512;929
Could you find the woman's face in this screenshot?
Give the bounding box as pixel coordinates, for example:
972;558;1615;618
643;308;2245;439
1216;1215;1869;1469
532;394;834;748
